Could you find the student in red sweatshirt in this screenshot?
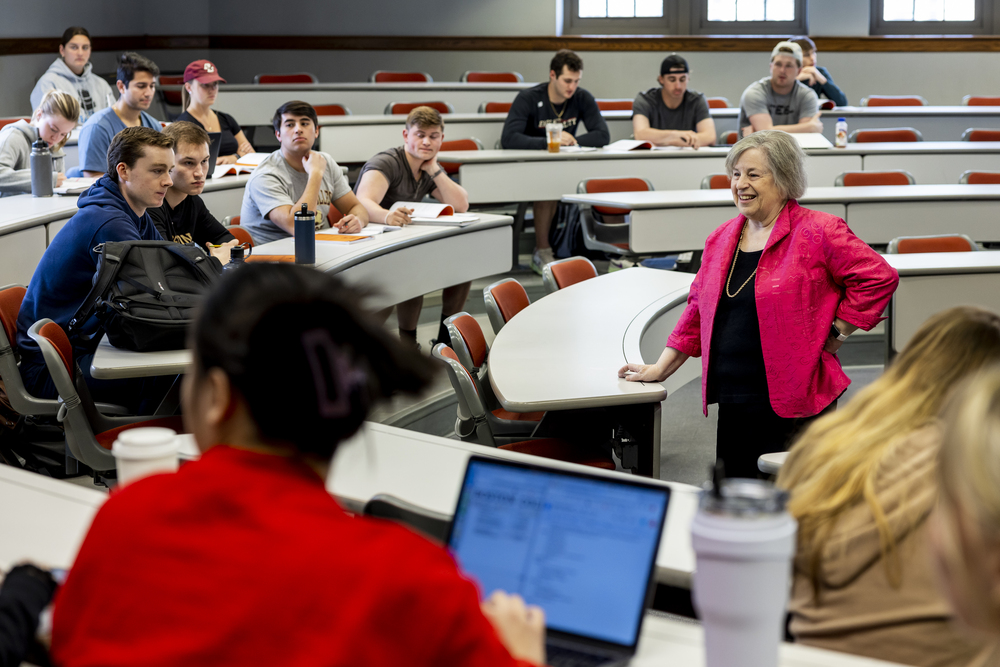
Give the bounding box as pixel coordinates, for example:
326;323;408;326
50;263;546;667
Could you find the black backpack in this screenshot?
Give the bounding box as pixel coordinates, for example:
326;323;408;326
69;240;223;352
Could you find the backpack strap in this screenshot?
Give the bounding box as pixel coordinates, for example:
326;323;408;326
68;241;132;338
164;243;223;284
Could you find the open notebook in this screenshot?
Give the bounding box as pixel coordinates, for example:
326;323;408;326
388;201;479;226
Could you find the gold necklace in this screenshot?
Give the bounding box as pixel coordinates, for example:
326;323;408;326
725;223;759;298
550;99;566;120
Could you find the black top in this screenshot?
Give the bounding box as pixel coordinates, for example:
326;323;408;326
174;110;244;157
148;194;235;248
707;248;769;404
500;82;610;150
806;66;849;107
631;87;710;132
0;564;57;667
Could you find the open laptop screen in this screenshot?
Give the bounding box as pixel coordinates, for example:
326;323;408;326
447;456;670;647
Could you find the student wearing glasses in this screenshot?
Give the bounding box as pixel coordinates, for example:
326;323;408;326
174;60;254;165
30;27;113;123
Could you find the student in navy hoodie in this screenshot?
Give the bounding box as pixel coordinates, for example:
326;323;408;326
16;127;175;413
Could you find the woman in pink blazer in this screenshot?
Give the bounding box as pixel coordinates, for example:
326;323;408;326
619;130;898;478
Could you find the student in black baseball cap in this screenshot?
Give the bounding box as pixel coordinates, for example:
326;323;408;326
632;54;716;148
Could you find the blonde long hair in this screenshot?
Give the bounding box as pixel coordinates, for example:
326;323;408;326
777;306;1000;595
32;90;80;151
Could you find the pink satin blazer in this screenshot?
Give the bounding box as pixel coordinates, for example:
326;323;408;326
667;200;898;418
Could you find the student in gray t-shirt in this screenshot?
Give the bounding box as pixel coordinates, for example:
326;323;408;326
241;101;367;245
354;106;471;348
632;54;716;148
738;41;821;137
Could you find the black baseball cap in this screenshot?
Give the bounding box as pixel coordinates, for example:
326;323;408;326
660;54;689;76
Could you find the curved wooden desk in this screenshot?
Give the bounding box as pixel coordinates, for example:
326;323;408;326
488;268;698;478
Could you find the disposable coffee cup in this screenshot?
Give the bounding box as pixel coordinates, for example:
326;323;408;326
691;476;797;667
111;427;180;486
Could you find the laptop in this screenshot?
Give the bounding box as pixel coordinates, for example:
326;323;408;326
206;132;222;178
447;456;671;666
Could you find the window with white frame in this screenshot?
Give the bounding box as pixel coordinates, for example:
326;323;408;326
871;0;997;34
563;0;806;35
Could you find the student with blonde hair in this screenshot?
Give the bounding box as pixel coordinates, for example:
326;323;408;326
778;306;1000;666
932;366;1000;646
0;89;79;196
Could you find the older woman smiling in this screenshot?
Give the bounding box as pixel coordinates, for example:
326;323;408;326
619;130;898;478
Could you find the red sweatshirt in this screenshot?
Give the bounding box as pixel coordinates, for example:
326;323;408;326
51;445;536;667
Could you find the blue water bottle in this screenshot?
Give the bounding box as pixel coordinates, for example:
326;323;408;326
294;203;316;265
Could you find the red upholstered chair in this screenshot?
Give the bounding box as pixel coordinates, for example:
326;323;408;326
158;75;184;107
961;128;1000;142
887;234;978;254
960;170;1000;184
701;173;731;189
27;319;185;472
313;103;351;116
431;344;614;469
719;130;738;145
819;99;836;110
835;171;915;187
438;137;483;175
576;177;653;257
226;225;254;247
706;97;729;109
478;101;513;114
385;101;454;115
542;256;598;294
848;127;922;143
221;215;241;226
596;99;633;111
371;71;432;83
461;71;523;83
0;117;29;130
483;278;530;334
444;312;541;436
253;73;318;84
860;95;927;107
962;95;1000;106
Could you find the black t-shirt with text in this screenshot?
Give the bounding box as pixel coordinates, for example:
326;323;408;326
148;195;235;248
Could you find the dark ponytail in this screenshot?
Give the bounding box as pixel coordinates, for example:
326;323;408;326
192;263;436;457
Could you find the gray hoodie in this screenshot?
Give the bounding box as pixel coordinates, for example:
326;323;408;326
0;120;63;197
30;58;114;123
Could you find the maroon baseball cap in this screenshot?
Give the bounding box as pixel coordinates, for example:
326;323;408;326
184;60;226;84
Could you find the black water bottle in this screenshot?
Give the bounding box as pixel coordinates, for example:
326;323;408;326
222;244;249;272
294;203;316;265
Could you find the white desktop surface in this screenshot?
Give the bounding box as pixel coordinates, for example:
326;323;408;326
488;268;695;413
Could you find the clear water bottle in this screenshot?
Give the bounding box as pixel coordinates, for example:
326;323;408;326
835;117;848;148
30;139;53;197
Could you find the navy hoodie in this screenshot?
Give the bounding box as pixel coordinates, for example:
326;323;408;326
16;175;162;392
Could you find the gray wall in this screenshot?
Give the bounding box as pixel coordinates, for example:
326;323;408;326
0;0;994;118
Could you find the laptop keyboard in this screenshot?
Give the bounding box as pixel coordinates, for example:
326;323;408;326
545;643;617;667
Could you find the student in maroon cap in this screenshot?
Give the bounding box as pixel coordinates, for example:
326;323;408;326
175;59;254;165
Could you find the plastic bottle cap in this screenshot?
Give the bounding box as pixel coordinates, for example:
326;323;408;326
838;117;846;121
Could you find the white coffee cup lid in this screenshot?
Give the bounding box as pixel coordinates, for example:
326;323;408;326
111;427;180;460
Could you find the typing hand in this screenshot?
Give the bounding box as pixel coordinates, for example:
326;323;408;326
334;214;363;234
481;591;546;666
54;172;66;187
560;131;577;146
303;151;327;177
386;207;413;227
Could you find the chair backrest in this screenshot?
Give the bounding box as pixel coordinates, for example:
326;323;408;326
819;99;836;110
719;130;738;145
542;257;598;294
577;176;653;216
596;99;632;111
431;343;491;443
371;71;432;83
385;101;454;115
254;73;318;84
313;103;351;116
861;95;927;107
963;95;1000;106
0;117;30;131
960;170;1000;184
706;97;729;109
444;312;489;371
835;171;915;187
701;173;731;190
158;75;185;106
461;71;523;83
483;278;530;334
226;225;255;247
848;127;922;143
961;128;1000;142
439;138;483;175
0;285;62;419
0;285;24;359
479;101;512;114
887;234;978;254
363;493;451;543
